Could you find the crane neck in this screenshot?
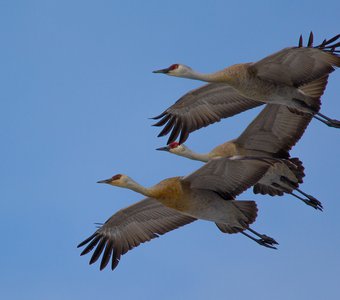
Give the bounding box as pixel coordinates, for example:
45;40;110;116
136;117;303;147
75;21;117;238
176;148;211;163
180;69;232;83
122;178;156;198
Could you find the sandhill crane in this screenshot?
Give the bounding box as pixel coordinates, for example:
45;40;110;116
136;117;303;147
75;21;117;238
78;156;279;271
152;32;340;144
157;104;322;210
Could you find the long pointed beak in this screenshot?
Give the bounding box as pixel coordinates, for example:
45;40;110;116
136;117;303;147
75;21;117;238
152;67;170;74
156;146;170;152
97;179;111;184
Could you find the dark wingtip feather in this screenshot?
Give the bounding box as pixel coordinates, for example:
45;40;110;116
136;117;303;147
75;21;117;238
167;137;175;144
167;120;182;145
149;112;166;120
157;116;175;137
307;31;314;47
80;235;101;256
178;129;189;145
111;256;120;271
324;34;340;46
77;233;98;248
89;238;106;265
330;41;340;48
152;114;171;127
298;35;303;47
100;241;113;271
315;34;340;51
177;120;190;144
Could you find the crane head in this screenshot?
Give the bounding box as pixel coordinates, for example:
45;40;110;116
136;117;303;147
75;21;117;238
97;174;129;187
153;64;193;77
156;142;188;155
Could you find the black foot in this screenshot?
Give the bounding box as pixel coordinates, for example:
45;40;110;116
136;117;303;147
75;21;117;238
245;228;279;249
313;113;340;128
259;234;279;245
241;230;278;249
325;119;340;128
303;196;323;211
256;234;279;249
256;238;278;250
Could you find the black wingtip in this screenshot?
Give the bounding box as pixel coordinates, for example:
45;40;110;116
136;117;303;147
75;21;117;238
307;31;314;47
152;114;171;127
324;34;340;46
166;120;181;145
298;35;303;47
166;136;174;145
111;258;120;271
89;238;106;265
157;116;175;137
320;38;327;48
77;233;98;248
79;235;101;256
178;130;189;145
314;34;340;51
149;112;166;120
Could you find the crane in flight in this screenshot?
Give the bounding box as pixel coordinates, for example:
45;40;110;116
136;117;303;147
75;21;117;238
78;156;280;271
157;103;322;210
152;32;340;144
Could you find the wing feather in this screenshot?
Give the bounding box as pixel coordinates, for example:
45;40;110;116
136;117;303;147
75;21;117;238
183;157;272;198
152;83;262;144
78;198;196;271
235;104;313;156
250;34;340;87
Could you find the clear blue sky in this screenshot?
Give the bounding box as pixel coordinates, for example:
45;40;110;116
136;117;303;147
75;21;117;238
1;1;340;299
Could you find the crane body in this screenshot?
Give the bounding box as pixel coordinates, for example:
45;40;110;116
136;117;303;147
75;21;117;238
153;33;340;144
78;156;279;270
157;103;322;210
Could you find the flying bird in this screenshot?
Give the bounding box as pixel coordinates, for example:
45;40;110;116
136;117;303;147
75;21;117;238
152;32;340;144
157;104;322;210
78;156;279;271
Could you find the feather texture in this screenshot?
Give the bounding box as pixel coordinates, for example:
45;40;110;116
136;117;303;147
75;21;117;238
78;198;196;271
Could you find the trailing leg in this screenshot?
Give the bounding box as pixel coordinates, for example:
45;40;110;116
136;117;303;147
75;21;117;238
240;227;279;249
313;112;340;128
295;188;323;211
279;176;323;211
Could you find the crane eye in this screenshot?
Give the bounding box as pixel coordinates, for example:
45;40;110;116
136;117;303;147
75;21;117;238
169;142;180;149
169;64;179;71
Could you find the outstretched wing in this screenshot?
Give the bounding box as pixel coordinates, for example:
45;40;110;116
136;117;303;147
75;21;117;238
235;104;313;157
152;83;262;144
250;33;340;87
183;156;272;198
78;198;196;271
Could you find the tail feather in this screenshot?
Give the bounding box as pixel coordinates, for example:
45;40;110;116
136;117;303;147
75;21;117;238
288;157;305;184
216;200;258;234
300;75;329;112
253;157;305;197
253;183;284;196
324;51;340;67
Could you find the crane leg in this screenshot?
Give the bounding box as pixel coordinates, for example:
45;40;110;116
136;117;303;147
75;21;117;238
241;228;279;249
292;98;340;128
290;192;317;209
278;177;323;211
294;188;323;211
313;113;340;128
241;231;277;249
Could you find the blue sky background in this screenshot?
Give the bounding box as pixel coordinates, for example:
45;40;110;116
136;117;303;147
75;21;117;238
1;1;340;299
